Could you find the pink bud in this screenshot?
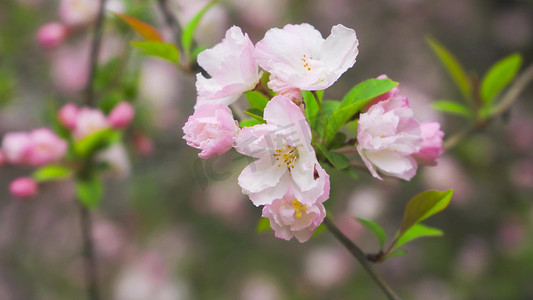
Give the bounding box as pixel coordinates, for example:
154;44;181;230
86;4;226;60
414;121;445;166
108;102;135;129
26;128;68;166
36;22;67;48
58;103;79;130
9;177;38;199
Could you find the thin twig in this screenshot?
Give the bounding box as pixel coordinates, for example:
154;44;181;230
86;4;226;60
84;0;108;106
79;204;100;300
156;0;183;48
324;217;403;300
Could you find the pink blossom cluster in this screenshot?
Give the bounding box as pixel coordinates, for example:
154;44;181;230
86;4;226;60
357;77;444;180
0;128;67;199
183;23;359;242
58;101;134;139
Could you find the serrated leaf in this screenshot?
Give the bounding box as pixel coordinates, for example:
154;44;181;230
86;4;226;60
357;217;387;250
74;129;121;158
245;91;269;111
324;78;398;144
256;217;272;233
481;53;522;104
181;0;217;56
426;36;471;102
399;189;453;235
113;12;163;42
130;41;179;63
432;100;472;118
76;174;103;209
33;165;72;182
244;108;264;122
240;118;263;127
386;248;408;258
316;144;350;169
392;224;443;250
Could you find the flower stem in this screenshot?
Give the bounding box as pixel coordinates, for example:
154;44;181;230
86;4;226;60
323;217;403;300
84;0;108;107
78;204;100;300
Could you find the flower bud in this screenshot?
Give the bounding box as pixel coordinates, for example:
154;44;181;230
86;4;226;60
1;132;32;164
26;128;68;166
58;103;79;130
36;22;67;48
10;177;38;199
108;102;135;129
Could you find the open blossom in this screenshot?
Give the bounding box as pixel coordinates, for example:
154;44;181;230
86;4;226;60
2;132;32;164
255;23;358;91
357;97;422;180
74;108;110;140
59;0;99;26
196;26;262;107
182;103;239;159
26;128;68;166
262;189;326;243
10;177;38;199
235;95;330;206
414;121;444;166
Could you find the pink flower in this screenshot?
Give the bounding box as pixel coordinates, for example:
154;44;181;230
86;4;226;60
357;97;422;180
262;189;326;243
413;121;444;166
9;177;38;199
235;95;330;206
0;151;4;166
58;103;78;130
267;74;302;103
182;103;239;159
36;22;67;48
108;102;135;129
255;23;358;91
59;0;99;26
26;128;68;166
1;132;32;164
74;108;110;140
365;74;400;109
196;26;262;107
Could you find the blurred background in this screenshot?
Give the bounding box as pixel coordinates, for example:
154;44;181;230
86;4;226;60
0;0;532;299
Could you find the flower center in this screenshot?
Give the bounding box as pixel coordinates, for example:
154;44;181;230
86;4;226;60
291;198;307;218
301;54;313;71
273;145;298;169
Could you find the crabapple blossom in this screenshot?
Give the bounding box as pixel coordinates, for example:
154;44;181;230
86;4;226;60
357;97;422;180
9;177;38;199
109;102;135;129
255;23;358;91
74;108;110;140
182;103;239;159
262;189;326;243
267;74;302;104
25;128;68;166
36;22;67;48
366;74;400;108
58;103;78;130
195;26;262;107
414;121;444;166
1;132;32;164
235;95;330;206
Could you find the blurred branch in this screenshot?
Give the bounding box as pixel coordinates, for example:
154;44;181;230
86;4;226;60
323;217;403;300
156;0;182;47
444;63;533;151
84;0;108;106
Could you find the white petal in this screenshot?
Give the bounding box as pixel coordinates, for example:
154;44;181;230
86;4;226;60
238;156;287;203
364;150;418;180
320;24;359;86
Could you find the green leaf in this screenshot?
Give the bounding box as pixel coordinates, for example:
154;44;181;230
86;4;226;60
130;41;179;63
393;224;443;250
302;91;319;129
74;129;122;158
357;217;387;250
432;100;472;118
181;0;217;56
256;217;272;233
33;165;72;182
316;144;350;169
245;91;269;111
324;78;398;144
480;53;522;104
244;108;264;122
240;118;263;127
398;189;453;235
426;36;472;102
76;175;103;209
341;167;359;181
386;248;408;258
113;12;163;41
329;132;347;150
